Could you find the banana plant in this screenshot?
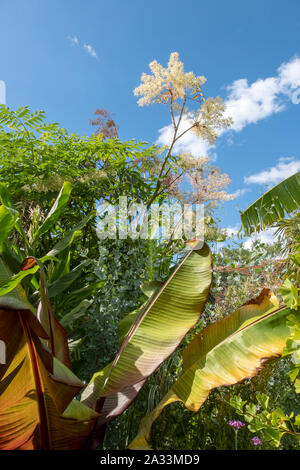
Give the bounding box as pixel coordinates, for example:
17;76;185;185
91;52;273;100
0;273;98;449
80;243;212;438
0;183;102;347
0;190;213;448
128;290;300;449
240;173;300;403
0;182;298;450
240;172;300;235
0;246;212;448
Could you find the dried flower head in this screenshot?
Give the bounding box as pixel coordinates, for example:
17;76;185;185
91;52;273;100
178;152;209;170
183;165;235;204
90;108;118;139
191;97;233;143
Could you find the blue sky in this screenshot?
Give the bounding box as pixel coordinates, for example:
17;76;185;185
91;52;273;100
1;0;300;244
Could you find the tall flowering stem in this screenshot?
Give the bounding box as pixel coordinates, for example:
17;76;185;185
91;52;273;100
133;52;234;215
228;420;245;450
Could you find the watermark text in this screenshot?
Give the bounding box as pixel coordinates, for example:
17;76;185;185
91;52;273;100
0;80;6;105
96;197;204;245
0;340;6;364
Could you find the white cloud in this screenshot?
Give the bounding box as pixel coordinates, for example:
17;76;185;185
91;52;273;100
156;56;300;159
244;157;300;185
68;35;79;46
83;43;98;59
224;77;284;132
224;226;240;238
215;226;278;251
243;227;278;249
224;56;300;132
232;188;250;198
278;57;300;94
68;37;98;60
211;225;240;253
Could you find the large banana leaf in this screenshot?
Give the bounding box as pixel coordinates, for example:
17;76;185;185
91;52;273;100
0;252;34;313
128;290;297;450
0;263;98;449
240;172;300;235
46;214;91;260
80;244;212;430
0;242;99;449
0;302;98;449
37;266;72;370
0;256;71;368
0;263;40;296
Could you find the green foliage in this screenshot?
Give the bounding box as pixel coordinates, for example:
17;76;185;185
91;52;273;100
230;391;300;448
283;314;300;394
0;105;159;259
240;172;300;235
0;197;213;449
276;209;300;394
106;238;299;450
1;105;299;450
0;104;173;380
279;279;300;310
0;182;105;368
137;358;299;450
71;238;156;379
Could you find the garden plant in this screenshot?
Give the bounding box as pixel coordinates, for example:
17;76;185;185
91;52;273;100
0;53;299;450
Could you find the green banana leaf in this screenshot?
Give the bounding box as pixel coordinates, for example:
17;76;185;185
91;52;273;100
57;280;105;310
46;214;92;283
32;181;72;242
0;205;18;249
0;184;29;246
60;299;93;328
80;244;212;431
0;256;35;313
140;280;164;298
240;172;300;235
0;266;98;449
117;305;145;347
0;263;40;296
0;255;56;297
0;241;23;274
46;214;92;260
128;289;296;449
46;262;88;298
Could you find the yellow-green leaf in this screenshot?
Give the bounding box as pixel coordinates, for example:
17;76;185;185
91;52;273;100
81;244;212;428
128;290;292;450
